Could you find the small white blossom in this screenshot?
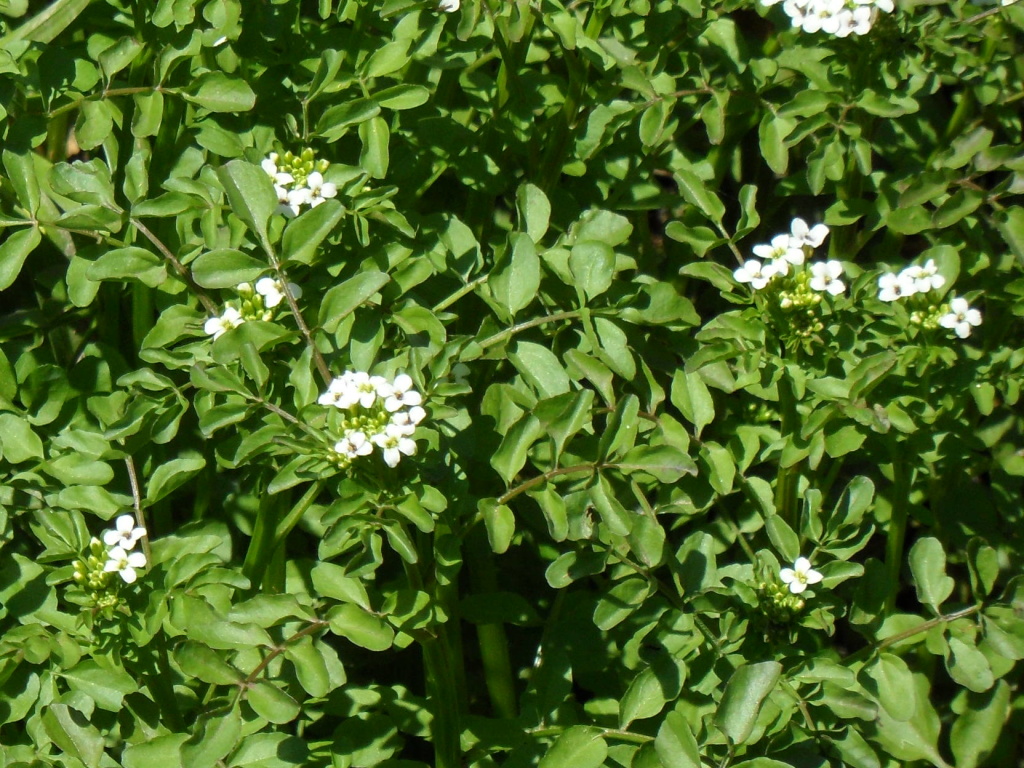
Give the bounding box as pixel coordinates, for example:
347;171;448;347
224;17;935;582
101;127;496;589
753;234;804;274
335;430;374;459
734;259;778;291
372;424;418;468
939;297;982;339
102;514;146;551
901;259;945;294
103;546;147;584
261;154;278;177
306;172;338;208
789;218;829;249
384;374;423;413
205;306;245;339
275;184;301;218
809;260;846;295
877;272;916;302
780;557;823;595
438;0;460;11
255;276;302;309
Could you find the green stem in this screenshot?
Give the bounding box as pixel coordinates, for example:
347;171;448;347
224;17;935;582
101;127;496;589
242;492;283;591
404;556;464;768
774;366;800;529
465;527;517;718
883;455;913;614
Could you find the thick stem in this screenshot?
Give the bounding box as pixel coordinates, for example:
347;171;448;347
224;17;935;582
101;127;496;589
774;367;800;529
883;456;913;614
466;527;518;719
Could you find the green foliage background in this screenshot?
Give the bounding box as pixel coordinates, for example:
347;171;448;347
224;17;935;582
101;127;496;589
0;0;1022;766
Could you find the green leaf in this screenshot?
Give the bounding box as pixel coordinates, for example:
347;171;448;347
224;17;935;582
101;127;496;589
516;182;551;243
373;84;430;110
909;537;955;613
0;225;40;290
481;499;515;554
674;167;725;224
216;160;276;252
146;453;206;505
655;711;702;768
538;726;607;768
192;249;268;288
316;98;381;141
42;703;105;766
509;341;571;399
327;603;394;651
311;562;371;609
593;576;650;631
0;413;43;462
175;641;245;685
862;653;916;721
60;660;137;711
318;270;389;332
0;0;90;44
181;704;242;768
946;636;994;693
281;199;344;264
489;232;540;318
2;150;40;214
620;662;681;727
950;681;1010;768
766;515;799;564
490;414;543;485
87;245;166;287
44;454;114;485
714;661;782;745
616;445;697;483
175;596;272;651
363;40;410;78
671;369;715;438
185;72;256;112
569;241;615;300
246;681;300;724
359;116;390;178
284;636;332;698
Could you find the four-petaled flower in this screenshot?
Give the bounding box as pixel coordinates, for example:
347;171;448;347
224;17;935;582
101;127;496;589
104;546;148;584
877;272;915;302
780;557;824;595
789;218;829;248
372;423;418;468
103;514;146;551
939;297;982;339
335;430;374;459
384;373;423;413
734;259;778;290
307;172;338;208
809;260;845;296
204;306;244;339
256;276;303;309
753;234;804;275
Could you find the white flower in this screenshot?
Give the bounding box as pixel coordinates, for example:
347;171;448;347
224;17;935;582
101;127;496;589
902;259;945;294
734;259;778;291
753;234;804;274
939;297;982;339
275;184;301;218
204;306;244;339
261;154;278;177
306;172;338;208
809;260;845;295
384;374;423;413
780;557;823;595
335;430;374;459
877;271;916;302
392;405;426;428
438;0;460;11
789;217;829;249
103;514;146;551
103;546;147;584
372;424;418;468
255;276;302;308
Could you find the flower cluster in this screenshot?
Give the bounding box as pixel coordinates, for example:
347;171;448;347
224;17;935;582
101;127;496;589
877;260;982;338
205;276;302;340
762;0;894;37
319;372;426;468
262;148;338;217
735;218;840;295
71;515;148;611
758;557;823;624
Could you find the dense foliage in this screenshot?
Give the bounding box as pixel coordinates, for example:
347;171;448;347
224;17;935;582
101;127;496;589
0;0;1022;766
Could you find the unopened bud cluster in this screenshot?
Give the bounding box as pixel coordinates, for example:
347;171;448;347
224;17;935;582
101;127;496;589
262;148;337;218
319;372;426;469
205;276;302;340
71;515;148;612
